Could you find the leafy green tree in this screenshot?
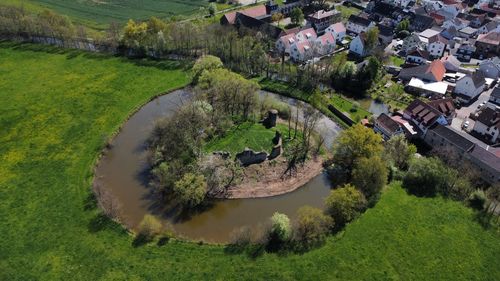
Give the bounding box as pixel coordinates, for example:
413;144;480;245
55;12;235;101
137;214;163;241
122;19;148;48
270;212;291;242
293;206;333;249
365;27;379;52
352;156;388;198
403;157;449;197
208;3;217;16
396;19;410;33
192;55;223;84
332;124;384;171
290;8;304;26
271;12;284;27
173;173;207;208
325;184;367;226
384;134;416;170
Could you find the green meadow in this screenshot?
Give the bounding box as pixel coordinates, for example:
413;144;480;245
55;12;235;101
3;0;209;27
0;42;499;280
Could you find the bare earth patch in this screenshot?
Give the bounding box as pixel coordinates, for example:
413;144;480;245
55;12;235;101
213;157;324;199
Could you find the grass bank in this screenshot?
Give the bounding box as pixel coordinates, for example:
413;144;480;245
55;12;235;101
1;42;499;280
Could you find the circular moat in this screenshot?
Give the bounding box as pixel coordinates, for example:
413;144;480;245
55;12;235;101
94;88;342;243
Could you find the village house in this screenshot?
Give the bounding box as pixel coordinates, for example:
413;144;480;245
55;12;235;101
398;60;446;82
406;48;430;64
478;20;500;34
479;57;500;78
454;71;486;103
377;24;394;45
427;33;448;58
424;124;500;183
427;97;457;123
411;14;436;32
442;18;469;31
290;41;313;62
346;15;374;35
403;99;449;135
308;10;341;34
325;22;346;42
490;86;500;105
349;32;369;57
276;32;297;54
402;33;427;54
374;113;404;140
440;54;461;72
471;104;500;144
475;31;500;57
456;42;476;62
459;26;479;38
295;27;317;43
440;26;459;40
313;32;336;56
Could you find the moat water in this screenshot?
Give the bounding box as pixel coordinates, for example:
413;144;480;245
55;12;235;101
94;89;340;243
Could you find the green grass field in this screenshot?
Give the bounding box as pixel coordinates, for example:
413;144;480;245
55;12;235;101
5;0;209;27
1;42;500;280
204;122;291;155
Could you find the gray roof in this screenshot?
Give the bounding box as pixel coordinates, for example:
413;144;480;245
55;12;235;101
467;145;500;174
428;125;475;152
348;15;372;27
491;86;500;99
471;71;486;88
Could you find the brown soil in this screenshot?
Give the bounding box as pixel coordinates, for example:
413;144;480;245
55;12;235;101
212;157;324;199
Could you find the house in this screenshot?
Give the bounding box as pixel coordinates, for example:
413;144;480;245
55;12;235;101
489;86;500;105
475;31;500;57
346;15;374;35
402;33;427;54
308;10;341;33
406;48;430;64
427;97;456;123
478;20;500;35
424;125;500;183
440;54;461;72
457;12;485;28
429;12;446;26
313;32;336;56
419;28;442;40
471;105;500;144
479;57;500;78
398;60;446;82
411;14;436;32
220;5;268;25
349;32;369;57
325;22;346;42
424;125;475;154
442;18;469;31
374;113;404;140
403;99;449;134
406;78;449;98
458;27;479;39
290;41;313;62
454;71;486;102
440;26;459;40
377;24;394;45
427;34;448;58
295;28;317;43
456;43;476;62
466;145;500;184
276;33;297;54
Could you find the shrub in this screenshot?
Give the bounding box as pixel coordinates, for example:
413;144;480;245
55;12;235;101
270;212;291;242
137;214;162;241
351;156;388;199
173;173;207;208
325;184;367;227
403;157;448;197
468;189;487;211
293;206;333;249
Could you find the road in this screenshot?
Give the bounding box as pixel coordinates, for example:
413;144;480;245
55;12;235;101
451;86;495;133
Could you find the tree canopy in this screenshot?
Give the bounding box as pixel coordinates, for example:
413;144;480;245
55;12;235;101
325;184;367;226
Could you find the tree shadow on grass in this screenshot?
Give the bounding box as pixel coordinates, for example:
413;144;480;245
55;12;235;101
87;213;127;234
473;211;498;230
83;192;97;211
224;243;266;260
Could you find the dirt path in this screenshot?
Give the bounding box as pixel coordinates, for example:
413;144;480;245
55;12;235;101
213;157;324;199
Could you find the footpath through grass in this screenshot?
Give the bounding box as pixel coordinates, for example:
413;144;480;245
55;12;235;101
1;42;499;280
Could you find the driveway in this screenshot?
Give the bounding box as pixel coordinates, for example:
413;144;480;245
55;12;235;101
451;87;494;132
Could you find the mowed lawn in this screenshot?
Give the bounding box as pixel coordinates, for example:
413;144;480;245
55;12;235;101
4;0;208;26
0;43;499;280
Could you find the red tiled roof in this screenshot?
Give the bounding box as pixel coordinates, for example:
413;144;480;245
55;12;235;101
427;60;446;82
222;5;267;24
329;22;346;34
477;31;500;45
